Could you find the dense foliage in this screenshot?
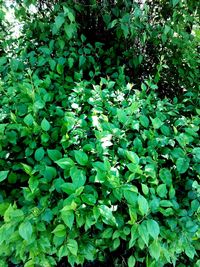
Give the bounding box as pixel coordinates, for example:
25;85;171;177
0;0;199;266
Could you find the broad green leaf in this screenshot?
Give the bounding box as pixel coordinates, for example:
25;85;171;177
176;158;190;174
99;205;117;226
68;57;74;68
43;166;57;181
138;195;149;215
19;221;33;241
58;245;68;259
55;15;65;29
67;239;78;256
47;149;62;161
24;114;34;126
140;115;149;128
57;64;64;74
157;184;167;198
61;210;74;229
79;55;86;67
151;117;163;129
141;184;149;195
124;190;137;205
34;147;45;161
52;224;66;237
159;168;172;186
185;244;196;259
0;171;9;182
149;240;161;260
56;158;75;169
172;0;179;7
41;118;50;131
138;222;149;245
128;256;136;267
126;151;139;164
74;150;88;166
147;219;160;239
70;167;86;188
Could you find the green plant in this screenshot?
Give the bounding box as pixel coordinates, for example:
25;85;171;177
0;0;199;266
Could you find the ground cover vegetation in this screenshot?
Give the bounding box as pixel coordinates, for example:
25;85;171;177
0;0;199;266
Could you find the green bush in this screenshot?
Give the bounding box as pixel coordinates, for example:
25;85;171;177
0;0;199;266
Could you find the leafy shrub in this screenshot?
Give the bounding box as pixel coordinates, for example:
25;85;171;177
0;0;200;266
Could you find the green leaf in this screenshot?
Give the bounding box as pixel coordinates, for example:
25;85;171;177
185;244;196;259
124;190;138;204
126;151;139;164
0;171;9;182
147;219;160;239
151;117;163;129
138;194;149;215
79;55;86;67
68;57;74;68
56;158;75;169
159;168;172;186
192;148;200;162
157;184;167;198
74;150;88;166
176;158;190;174
140;115;149;128
58;245;68;259
47;149;62;161
19;221;33;241
149;240;161;260
57;64;64;74
70;167;86;188
172;0;179;7
34;147;45;161
55;15;65;29
141;184;149;195
43;166;57;181
138;222;149;245
24;114;34;126
128;256;136;267
67;239;78;256
52;224;66;237
99;205;117;226
61;210;74;229
41;118;51;131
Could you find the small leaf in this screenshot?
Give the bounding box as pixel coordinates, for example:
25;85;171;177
47;149;62;161
56;158;75;169
74;150;88;166
157;184;167;198
24;114;34;126
34;147;45;161
70;167;86;188
159;168;172;186
67;239;78;256
0;171;9;182
126;151;139;164
61;210;74;229
140;115;149;128
52;224;66;237
138;194;149;215
41;118;50;131
79;55;86;67
138;222;149;245
55;15;65;29
149;240;161;260
68;57;74;68
147;219;160;239
151;117;163;129
176;158;190;174
128;256;136;267
19;221;33;241
172;0;179;7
